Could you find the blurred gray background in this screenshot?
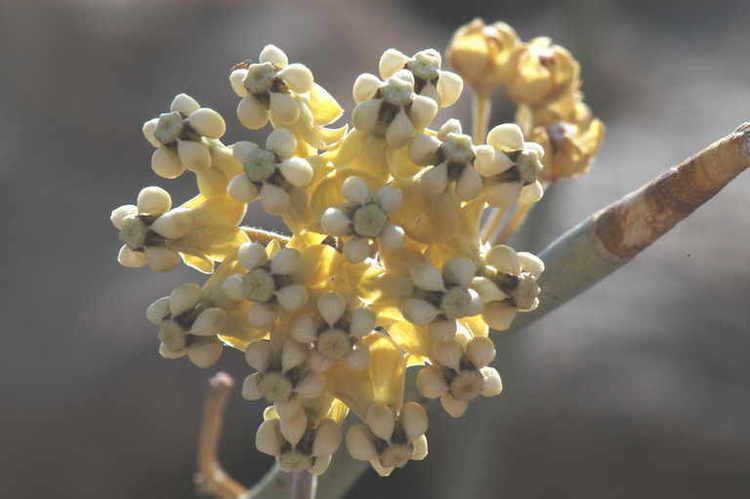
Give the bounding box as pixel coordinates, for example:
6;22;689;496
2;0;749;497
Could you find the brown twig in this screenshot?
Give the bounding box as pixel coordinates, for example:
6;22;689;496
194;372;249;499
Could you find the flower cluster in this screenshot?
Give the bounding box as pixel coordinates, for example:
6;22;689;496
112;26;601;477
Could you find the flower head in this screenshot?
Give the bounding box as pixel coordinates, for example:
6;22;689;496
378;48;463;107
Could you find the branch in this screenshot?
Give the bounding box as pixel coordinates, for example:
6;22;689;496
509;122;750;332
194;372;248;499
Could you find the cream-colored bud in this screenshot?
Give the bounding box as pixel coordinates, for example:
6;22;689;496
281;339;308;372
349;308;375;338
169;283;201;316
260;183;292;214
482;301;517;331
275;399;303;421
456;165;483;200
259;44;288;67
177;139;211;171
429;319;457;342
487;123;524;150
151;147;185;179
421;164;448;196
480;367;503;397
144;247;181;272
346;344;369;369
410;262;445;292
317;328;352;360
158;342;185;359
369;459;394;477
256;419;283;456
353;204;387;238
110;204;137;230
401;402;428;439
471;276;506;303
409;133;441;165
379;223;405;250
279;157;313;187
308;350;334;373
320;207;351;237
485;245;521;274
291;315;318;343
408;95;438;130
313;419;342;457
352;73;382;103
245;339;273;372
150;207;192;240
247;302;276;328
117;245;146;268
346;424;377;461
436;70;463;107
437;118;463;139
518;251;545;278
190;307;227;336
188;108;226;139
146;296;170;325
243;268;275;302
352;99;381;132
238;242;268;270
295;372;324;398
411;434;429;461
229;68;249;97
310;454;332;476
380;444;412;468
280;410;307;446
519;180;544;205
187;338;222;368
444;257;477;288
142;118;160;148
227;174;259;203
270;247;301;275
432;340;463;370
278;63;314;93
466;336;495;368
402;298;439;325
170;93;200;115
137;186;172;216
376;185;402;213
237;95;269;129
259;371;293;402
242;372;264;400
385;109;415;147
365;403;395;441
265;128;297;159
342;237;372;263
317;292;347;325
269;92;300;126
341;176;370;205
379;48;409;79
440;393;468;418
416;365;448;399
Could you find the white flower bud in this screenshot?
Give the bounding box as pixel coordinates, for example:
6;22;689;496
150;208;192;240
341;176;370;205
352;99;381;132
487;123;525;150
242;373;264;400
471;276;506;303
519;180;544;205
401;402;428;439
466;336;495;368
518;251;545;278
480;367;503;397
158;342;185;359
379;223;405;251
313;419;342;457
402;298;439;325
376;186;402;213
117;245;146;268
346;344;369;369
436;70;463;107
247;302;276;328
190;307;227;336
379;48;409;79
346;424;377;461
408;95;438;130
170;93;200;115
256;419;283;456
483;300;517;331
291;315;318;343
137;186;172;216
269;92;300;125
295;372;324;398
144;247;180;272
440;393;468;418
278;63;314;93
365;403;395;441
188;108;226;139
352;73;382;103
386;109;415;147
432;340;462;370
443;257;477;288
229;68;249;97
275;399;303;421
485;245;521;274
317;328;352;360
259;371;293;402
317;292;347;325
265;128;297;159
110;204;137;230
270;248;300;275
456;165;483;200
429;319;457;342
177;139;211;171
227;174;259;203
237;95;269;129
342;238;372;263
420;164;448;196
349;308;375;338
320;207;351;237
187;338;222;368
411;434;429;461
410;262;445;292
146;296;170;325
236;242;266;271
409;134;441;165
416;365;448;399
280;411;307;447
260;182;291;214
281;339;308;373
259;44;288;67
279;157;313;187
245;339;273;372
310;454;332;476
142;118;160;147
169;283;202;316
151;147;185;179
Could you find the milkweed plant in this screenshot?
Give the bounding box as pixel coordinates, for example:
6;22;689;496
111;16;749;496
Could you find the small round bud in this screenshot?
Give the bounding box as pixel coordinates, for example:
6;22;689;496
229;68;249;97
320;207;351;237
410;263;445;292
432;340;462;370
169;283;201;316
265;128;297;159
408;95;438;131
376;186;402;213
170;93;200;115
312;419;342;457
349;308;376;338
487;123;524;150
317;329;352;360
151;147;185;179
238;242;268;270
466;336;496;368
256;419;283;456
187;339;222;368
276;285;308;311
270;248;302;275
137;186;172;216
144;247;181;272
352;73;382;103
480;367;503;397
278;63;314;93
291;315;318;343
401;402;428;439
110;204;137;230
346;424;377;461
281;339;308;372
280;411;307;446
409;134;441;165
402;298;439;325
342;176;370;205
188;108;226;139
190;307;227;336
416;365;448;399
440;393;468;418
352;99;381;132
443;257;477;288
259;44;288;67
379;49;409;79
386;109;415;147
247;302;276;328
142;118;160;147
177;140;211;171
342;238;372;263
411;434;429;461
353;204;387;238
317;292;347;325
518;251;545;278
456;165;483;200
228;174;259;202
365;403;395;441
146;296;170;325
245;339;273;372
259;371;293;402
436;70;463;107
279;157;313;187
237;95;269;129
429;319;457;342
260;183;292;214
379;224;405;250
485;245;521;274
421;164;448;196
242;373;264;400
269;92;300;125
519;180;544;205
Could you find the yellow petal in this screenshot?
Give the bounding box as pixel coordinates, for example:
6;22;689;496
309;83;344;125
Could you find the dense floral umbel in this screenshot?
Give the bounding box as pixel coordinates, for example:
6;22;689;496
112;23;602;477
